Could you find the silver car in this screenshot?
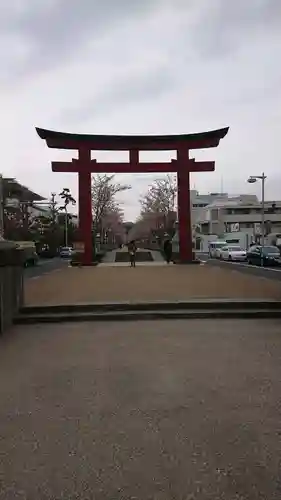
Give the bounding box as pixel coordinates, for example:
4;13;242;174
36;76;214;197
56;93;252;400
59;246;73;258
220;245;247;261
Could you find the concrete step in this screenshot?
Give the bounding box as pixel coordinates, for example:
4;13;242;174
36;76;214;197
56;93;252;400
15;307;281;324
115;251;153;262
19;299;281;316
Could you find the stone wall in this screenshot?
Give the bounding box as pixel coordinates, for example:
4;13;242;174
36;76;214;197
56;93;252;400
0;242;24;334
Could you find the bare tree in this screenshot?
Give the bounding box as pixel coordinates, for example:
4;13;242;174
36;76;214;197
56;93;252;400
127;212;160;241
140;174;177;217
92;174;131;231
102;208;126;245
139;174;177;239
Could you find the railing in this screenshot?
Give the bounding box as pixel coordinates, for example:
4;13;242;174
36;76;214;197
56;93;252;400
223;213;281;223
0;245;24;334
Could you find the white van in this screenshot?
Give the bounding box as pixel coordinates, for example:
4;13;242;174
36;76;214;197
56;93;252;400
208;240;227;258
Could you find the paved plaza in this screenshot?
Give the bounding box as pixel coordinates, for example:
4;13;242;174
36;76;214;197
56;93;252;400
1;319;281;499
25;260;281;305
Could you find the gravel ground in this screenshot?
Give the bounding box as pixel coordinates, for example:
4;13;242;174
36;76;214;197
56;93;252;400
24;264;281;305
1;319;281;499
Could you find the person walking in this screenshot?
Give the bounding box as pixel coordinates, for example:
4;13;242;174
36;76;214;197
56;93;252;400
127;240;137;267
163;237;172;264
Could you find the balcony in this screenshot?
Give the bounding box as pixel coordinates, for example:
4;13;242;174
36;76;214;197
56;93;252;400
223;213;281;224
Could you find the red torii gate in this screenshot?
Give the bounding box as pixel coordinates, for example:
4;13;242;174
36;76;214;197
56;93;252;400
36;127;229;265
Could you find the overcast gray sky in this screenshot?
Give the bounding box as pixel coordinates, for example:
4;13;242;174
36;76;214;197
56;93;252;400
1;0;281;220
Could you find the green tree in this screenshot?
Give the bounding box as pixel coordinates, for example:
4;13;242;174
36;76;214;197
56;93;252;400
59;188;76;247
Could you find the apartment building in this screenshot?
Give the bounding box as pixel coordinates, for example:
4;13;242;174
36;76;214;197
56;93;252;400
0;176;45;236
189;190;257;225
196;197;281;237
28;204;50;219
172;191;281;253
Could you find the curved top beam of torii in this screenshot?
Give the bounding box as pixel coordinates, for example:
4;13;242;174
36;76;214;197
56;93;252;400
36;127;229;151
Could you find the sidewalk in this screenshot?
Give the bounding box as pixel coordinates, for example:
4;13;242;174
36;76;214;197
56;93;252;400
101;249;117;263
1;319;281;498
24;263;281;305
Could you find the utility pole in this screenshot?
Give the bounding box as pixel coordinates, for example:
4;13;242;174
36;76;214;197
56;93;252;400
261;173;265;261
64;210;68;247
247;172;267;266
50;193;57;225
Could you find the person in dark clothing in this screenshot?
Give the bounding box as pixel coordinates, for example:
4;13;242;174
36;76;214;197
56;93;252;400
127;240;137;267
163;238;172;264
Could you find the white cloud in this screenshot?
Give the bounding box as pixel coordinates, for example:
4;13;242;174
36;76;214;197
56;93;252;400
0;0;281;220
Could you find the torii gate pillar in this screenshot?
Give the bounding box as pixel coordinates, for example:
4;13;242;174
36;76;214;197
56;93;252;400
177;149;192;262
36;127;229;265
77;147;93;265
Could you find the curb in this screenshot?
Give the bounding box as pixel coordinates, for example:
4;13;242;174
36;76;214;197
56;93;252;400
15;309;281;324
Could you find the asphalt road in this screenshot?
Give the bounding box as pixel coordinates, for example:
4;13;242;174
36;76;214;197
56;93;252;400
24;257;68;279
1;319;281;499
207;257;281;281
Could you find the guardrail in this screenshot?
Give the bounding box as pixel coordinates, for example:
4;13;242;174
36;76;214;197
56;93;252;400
0;244;24;334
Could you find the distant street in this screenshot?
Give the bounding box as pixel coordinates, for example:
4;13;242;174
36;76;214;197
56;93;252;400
24;254;281;282
24;257;68;279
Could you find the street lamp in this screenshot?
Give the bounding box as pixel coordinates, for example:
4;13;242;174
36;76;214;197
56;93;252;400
247;172;267;266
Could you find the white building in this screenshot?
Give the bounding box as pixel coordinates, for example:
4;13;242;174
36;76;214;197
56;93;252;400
28;205;79;226
69;214;78;227
196;197;281;236
189;190;259;227
172;191;281;253
28;204;51;219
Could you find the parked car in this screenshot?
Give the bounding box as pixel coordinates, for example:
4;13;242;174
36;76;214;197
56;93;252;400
246;245;281;266
16;241;39;267
220;245;247;261
59;246;73;258
38;244;57;258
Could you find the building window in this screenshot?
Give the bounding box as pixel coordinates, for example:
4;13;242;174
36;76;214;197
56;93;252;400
211;209;219;220
201;224;209;234
236;208;251;214
240;223;254;229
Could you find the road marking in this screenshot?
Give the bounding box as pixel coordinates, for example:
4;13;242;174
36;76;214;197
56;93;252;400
212;259;281;273
37;259;57;266
42;269;62;276
28;268;63;280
